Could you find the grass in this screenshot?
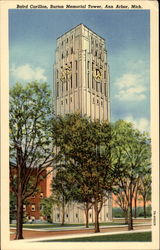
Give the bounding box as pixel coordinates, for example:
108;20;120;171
40;231;152;242
10;222;126;229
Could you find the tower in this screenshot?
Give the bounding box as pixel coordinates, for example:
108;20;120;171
54;24;110;122
52;24;112;223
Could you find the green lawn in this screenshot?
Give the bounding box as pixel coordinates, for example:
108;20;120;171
10;222;126;229
40;231;152;242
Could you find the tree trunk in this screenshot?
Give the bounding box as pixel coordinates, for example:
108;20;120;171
94;199;100;233
134;195;137;218
124;211;128;224
15;185;24;239
61;197;65;226
85;202;89;228
143;196;146;218
15;158;24;240
128;184;133;230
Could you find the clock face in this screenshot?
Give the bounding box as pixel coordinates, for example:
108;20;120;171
93;68;102;81
60;65;72;82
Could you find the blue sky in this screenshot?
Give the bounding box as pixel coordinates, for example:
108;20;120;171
9;9;150;131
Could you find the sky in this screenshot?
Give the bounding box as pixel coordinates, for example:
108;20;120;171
9;9;150;132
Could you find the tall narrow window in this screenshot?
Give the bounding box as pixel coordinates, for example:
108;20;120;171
104;83;106;96
57;70;59;79
71;75;72;88
76;73;78;88
75;60;77;70
62;83;63;93
88;72;89;88
96;82;98;92
66;81;68;91
87;61;89;69
100;82;102;93
71;47;73;54
104;71;106;79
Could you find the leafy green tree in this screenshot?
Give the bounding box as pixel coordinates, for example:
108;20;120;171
112;120;151;230
138;170;151;218
51;168;75;225
10;82;55;239
40;197;54;222
52;113;115;233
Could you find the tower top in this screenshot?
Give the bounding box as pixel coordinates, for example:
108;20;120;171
56;23;105;41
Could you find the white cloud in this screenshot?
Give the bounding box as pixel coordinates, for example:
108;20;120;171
114;73;147;101
124;115;150;132
11;64;47;82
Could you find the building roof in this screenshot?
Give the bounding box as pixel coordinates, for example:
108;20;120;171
56;23;105;41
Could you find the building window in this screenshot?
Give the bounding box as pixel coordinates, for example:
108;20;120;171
87;61;90;69
100;82;102;93
57;70;59;79
71;47;73;54
96;82;99;92
57;214;60;218
70;61;72;68
66;214;68;218
97;99;99;105
23;205;26;211
95;51;98;57
104;71;106;79
40;192;43;198
62;83;63;93
66;99;68;104
66;38;68;43
76;73;78;88
75;60;77;70
70;97;72;103
92;78;94;89
88;72;90;88
62;53;64;59
90;213;92;218
71;75;72;88
66;50;68;57
61;101;63;105
93;97;95;104
101;101;103;106
76;214;78;218
31;204;35;211
66;81;68;91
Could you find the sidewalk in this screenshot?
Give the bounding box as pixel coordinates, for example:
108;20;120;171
10;224;151;241
14;228;152;243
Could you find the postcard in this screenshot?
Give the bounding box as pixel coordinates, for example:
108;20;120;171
0;1;159;250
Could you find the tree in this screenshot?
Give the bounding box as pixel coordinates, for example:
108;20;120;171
52;113;115;233
40;197;54;222
113;188;129;224
51;168;74;225
10;82;55;239
112;120;151;230
138;169;151;218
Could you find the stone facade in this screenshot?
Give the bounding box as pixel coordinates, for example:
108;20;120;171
53;24;112;223
54;23;110;121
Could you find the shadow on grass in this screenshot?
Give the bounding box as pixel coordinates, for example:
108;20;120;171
38;232;152;242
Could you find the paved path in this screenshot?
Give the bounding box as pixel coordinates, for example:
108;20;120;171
10;224;151;241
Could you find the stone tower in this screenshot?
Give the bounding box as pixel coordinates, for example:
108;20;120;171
54;23;110;122
52;24;112;223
